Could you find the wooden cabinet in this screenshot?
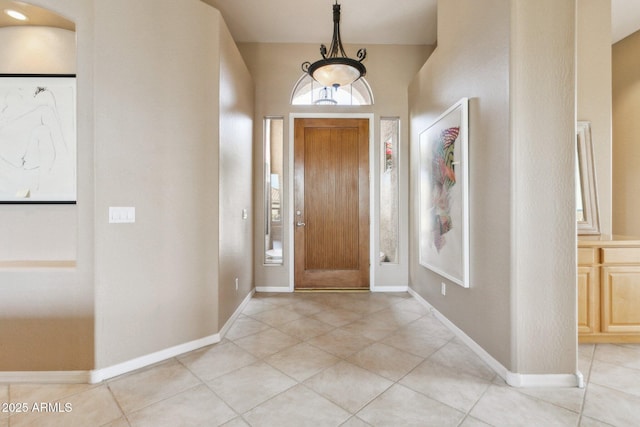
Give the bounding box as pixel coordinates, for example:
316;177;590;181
578;235;640;343
577;264;599;334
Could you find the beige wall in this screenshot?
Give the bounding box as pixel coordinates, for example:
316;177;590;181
218;21;255;326
0;0;94;371
93;0;218;368
509;0;576;375
0;26;76;74
239;42;433;289
409;0;576;375
613;30;640;237
93;0;254;368
1;0;254;372
409;0;512;369
577;0;612;236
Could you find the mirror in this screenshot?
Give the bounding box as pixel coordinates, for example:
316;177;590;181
576;121;600;234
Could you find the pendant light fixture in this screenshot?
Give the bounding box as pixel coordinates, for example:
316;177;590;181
302;2;367;88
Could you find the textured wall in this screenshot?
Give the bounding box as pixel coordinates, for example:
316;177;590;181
0;26;76;74
409;0;577;375
577;0;612;236
218;20;255;326
613;30;640;237
409;0;512;369
509;0;577;374
92;0;227;368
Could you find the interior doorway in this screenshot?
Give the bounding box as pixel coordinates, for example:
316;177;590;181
293;118;370;289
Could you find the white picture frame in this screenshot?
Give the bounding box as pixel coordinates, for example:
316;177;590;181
419;98;470;288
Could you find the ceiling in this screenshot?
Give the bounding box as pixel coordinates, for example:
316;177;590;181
204;0;640;46
204;0;438;45
611;0;640;43
0;0;638;45
203;0;437;45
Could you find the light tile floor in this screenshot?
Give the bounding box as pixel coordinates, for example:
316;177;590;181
2;292;640;426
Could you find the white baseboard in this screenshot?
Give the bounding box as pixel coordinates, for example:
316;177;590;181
255;286;292;293
1;290;256;385
218;289;255;338
91;289;256;384
0;370;92;384
371;285;409;292
506;371;584;388
407;288;582;388
89;333;222;384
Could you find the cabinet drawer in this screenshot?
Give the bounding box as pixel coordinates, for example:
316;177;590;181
601;248;640;264
578;248;597;265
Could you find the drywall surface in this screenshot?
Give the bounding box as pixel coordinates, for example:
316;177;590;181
613;30;640;237
93;0;223;368
409;0;577;375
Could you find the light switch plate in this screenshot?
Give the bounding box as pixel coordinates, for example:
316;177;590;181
109;207;135;223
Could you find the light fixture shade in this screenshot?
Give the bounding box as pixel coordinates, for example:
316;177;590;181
302;3;367;88
309;58;366;88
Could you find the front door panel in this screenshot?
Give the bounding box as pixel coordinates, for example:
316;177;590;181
294;118;369;289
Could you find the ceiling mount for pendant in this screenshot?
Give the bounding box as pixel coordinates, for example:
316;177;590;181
302;2;367;88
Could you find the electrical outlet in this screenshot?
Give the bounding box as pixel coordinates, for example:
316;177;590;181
235;277;239;291
441;282;446;296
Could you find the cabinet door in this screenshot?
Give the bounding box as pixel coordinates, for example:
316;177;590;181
578;266;599;334
602;266;640;333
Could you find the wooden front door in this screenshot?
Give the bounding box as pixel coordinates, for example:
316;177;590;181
294;118;369;289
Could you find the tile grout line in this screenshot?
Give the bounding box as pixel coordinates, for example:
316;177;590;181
106;359;206;422
6;293;636;426
233;296;410;423
103;381;131;426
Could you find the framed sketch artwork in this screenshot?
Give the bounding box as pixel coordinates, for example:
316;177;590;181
419;98;469;288
0;74;77;203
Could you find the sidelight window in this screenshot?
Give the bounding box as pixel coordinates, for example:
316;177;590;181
264;117;284;265
379;117;399;263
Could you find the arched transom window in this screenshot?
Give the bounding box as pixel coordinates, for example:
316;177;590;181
291;74;374;106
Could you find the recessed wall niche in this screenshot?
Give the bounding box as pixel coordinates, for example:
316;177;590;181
0;0;76;74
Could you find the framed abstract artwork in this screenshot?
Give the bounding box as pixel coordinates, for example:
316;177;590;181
419;98;469;288
0;74;77;203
